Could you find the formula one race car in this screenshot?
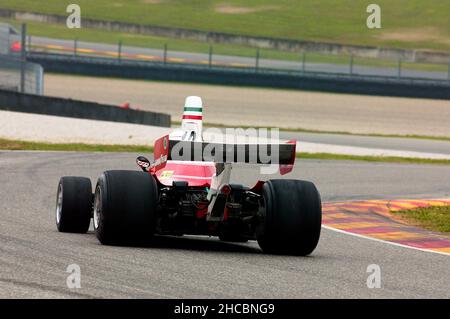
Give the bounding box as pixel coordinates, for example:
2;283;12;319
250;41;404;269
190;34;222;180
55;97;322;255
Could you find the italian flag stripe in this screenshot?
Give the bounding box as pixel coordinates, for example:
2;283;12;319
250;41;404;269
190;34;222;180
184;107;203;113
182;115;202;120
183;111;202;116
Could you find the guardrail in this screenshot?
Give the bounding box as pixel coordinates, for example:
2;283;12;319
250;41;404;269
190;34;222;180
27;51;450;100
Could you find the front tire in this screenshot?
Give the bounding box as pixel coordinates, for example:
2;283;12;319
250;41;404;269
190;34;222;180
93;170;158;245
56;177;92;233
256;179;322;256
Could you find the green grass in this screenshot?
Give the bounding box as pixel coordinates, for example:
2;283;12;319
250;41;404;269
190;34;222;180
1;0;449;52
297;153;450;165
0;138;151;153
392;205;450;234
1;138;450;165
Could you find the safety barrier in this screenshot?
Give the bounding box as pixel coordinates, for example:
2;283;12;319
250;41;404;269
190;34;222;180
28;52;450;100
0;88;171;127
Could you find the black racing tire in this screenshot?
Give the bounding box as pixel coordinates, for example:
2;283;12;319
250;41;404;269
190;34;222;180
93;170;158;245
56;176;92;233
256;179;322;256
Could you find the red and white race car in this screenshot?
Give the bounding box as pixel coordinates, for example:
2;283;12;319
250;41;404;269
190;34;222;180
55;97;322;255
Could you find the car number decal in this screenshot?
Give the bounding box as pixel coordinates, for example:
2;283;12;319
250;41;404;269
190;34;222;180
160;170;174;179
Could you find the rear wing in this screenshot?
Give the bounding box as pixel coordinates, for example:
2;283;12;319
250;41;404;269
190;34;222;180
152;135;296;175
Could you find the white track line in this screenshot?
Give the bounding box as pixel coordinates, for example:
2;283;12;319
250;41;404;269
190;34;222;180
322;225;450;257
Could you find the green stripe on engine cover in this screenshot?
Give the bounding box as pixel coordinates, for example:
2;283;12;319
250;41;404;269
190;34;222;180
184;107;203;113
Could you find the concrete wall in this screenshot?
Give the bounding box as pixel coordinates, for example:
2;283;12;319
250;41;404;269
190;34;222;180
2;8;450;64
28;54;450;100
0;88;171;127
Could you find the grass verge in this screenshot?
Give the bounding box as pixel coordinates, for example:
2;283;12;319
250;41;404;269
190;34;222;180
1;138;450;165
391;205;450;234
0;138;151;153
296;153;450;165
2;0;450;52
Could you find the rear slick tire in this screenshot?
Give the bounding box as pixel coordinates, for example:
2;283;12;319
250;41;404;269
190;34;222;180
256;179;322;256
93;170;158;245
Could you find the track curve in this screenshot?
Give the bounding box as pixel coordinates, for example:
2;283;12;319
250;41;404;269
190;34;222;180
0;151;449;298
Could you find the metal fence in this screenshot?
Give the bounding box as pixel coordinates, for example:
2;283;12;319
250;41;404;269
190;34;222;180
0;54;43;94
29;37;450;82
0;23;43;95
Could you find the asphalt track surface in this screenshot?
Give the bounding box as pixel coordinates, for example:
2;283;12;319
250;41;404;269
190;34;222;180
1;151;449;298
32;36;450;80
